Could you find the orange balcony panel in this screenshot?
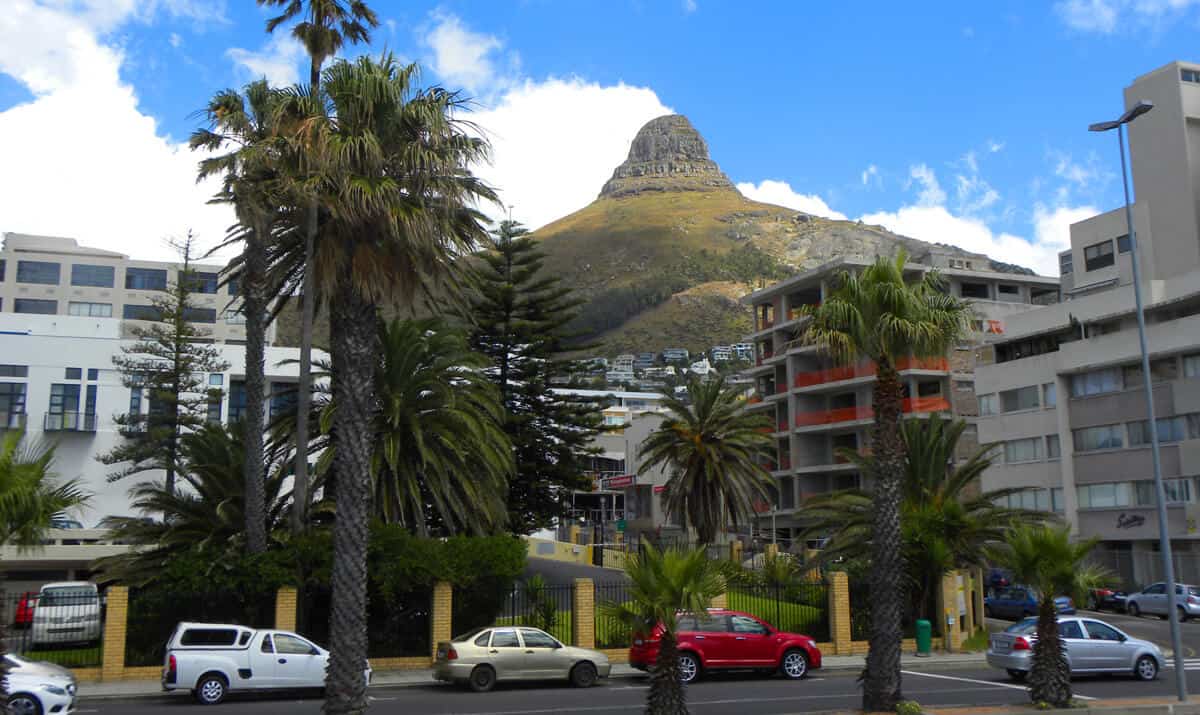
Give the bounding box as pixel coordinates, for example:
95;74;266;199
793;397;950;427
791;356;949;389
747;395;763;404
894;356;949;372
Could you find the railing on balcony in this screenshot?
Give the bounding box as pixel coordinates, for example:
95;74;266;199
792;356;950;389
43;412;97;432
794;397;951;427
0;412;27;430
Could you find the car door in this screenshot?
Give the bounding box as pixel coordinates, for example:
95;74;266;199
691;614;734;666
993;588;1017;619
1081;620;1130;671
1139;583;1165;614
271;633;326;687
251;634;282;688
728;615;776;666
518;628;564;679
487;628;527;679
1057;619;1091;672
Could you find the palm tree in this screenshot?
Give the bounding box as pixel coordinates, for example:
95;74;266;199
986;524;1105;707
601;544;725;715
191;79;291;555
638;376;774;544
258;0;379;538
801;251;971;711
801;415;1050;621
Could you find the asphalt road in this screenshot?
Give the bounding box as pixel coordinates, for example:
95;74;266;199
75;665;1200;714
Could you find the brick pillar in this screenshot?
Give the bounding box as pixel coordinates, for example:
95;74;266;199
765;542;779;559
711;592;728;608
730;540;743;563
938;571;962;652
274;587;298;632
101;586;129;680
569;525;581;544
573;578;595;649
827;572;852;654
430;581;453;659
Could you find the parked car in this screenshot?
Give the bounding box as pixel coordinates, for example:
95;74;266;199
162;622;369;705
434;626;611;692
4;653;78;715
12;592;36;630
628;608;822;684
1087;587;1128;612
984;587;1075;620
987;615;1162;682
1125;582;1200;620
987;568;1012;594
30;581;101;646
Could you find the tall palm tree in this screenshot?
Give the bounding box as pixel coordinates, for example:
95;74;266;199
258;0;379;538
283;56;495;715
801;252;971;711
986;524;1105;707
601;544;725;715
638;376;774;544
801;415;1049;621
190;79;291;555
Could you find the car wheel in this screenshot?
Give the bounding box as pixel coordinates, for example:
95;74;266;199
780;649;809;680
468;665;497;693
984;605;993;618
678;652;701;684
570;661;598;688
1087;594;1098;610
7;693;42;715
1135;655;1159;681
1006;669;1027;682
194;673;228;705
1179;607;1189;623
1128;602;1140;618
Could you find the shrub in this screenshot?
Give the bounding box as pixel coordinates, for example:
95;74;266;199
896;701;924;715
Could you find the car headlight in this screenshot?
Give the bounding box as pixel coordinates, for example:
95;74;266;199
44;685;67;695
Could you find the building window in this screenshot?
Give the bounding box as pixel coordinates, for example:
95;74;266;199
0;383;27;429
125;267;168;291
1000;489;1052;511
960;282;990;299
64;368;81;380
0;365;29;378
123;304;161;321
182;271;219;294
1000;385;1040;412
128;386;142;416
1043;382;1056;408
48;383;81;417
779;477;795;510
1116;234;1131;253
1070;367;1122;397
16;260;60;285
1047;434;1061;460
227;277;240;296
1127;415;1194;445
68;301;113;317
1051;487;1064;513
14;299;57;315
1077;482;1133;509
1004;437;1043;463
1183;68;1200;83
183;307;217;324
85;384;96;418
1084;240;1115;271
1185;354;1200;377
70;264;115;288
228;380;246;423
270;382;297;420
978;393;997;416
209;373;224;386
998;284;1019;296
916;380;942;397
1136;479;1192;505
1073;424;1124;452
87;368;98;381
0;259;5;281
1123;358;1178;386
222;308;246;325
1060;252;1073;275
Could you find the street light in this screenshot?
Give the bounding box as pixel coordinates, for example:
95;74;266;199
1090;99;1188;702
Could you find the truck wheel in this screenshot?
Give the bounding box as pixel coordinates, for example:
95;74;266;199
469;665;496;693
194;673;228;705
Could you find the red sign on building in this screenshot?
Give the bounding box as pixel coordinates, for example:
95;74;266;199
601;474;635;490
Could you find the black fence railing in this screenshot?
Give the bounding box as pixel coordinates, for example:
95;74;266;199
3;588;105;668
848;579;928;641
125;588;276;667
594;581;633;649
297;585;432;659
728;580;830;642
455;581;575;645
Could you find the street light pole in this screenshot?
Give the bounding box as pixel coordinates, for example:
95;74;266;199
1091;100;1187;702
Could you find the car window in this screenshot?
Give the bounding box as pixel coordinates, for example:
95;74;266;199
239;632;252;646
491;629;520;648
730;615;768;635
519;629;559;648
1145;584;1165;595
1190;587;1200;597
1059;621;1083;639
1083;621;1123;642
676;616;697;632
274;634;316;655
40;587;97;607
260;635;274;653
1004;618;1038;634
695;615;729;633
181;628;239;646
474;632;491;647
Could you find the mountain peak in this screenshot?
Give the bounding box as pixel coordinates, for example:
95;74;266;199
599;114;735;199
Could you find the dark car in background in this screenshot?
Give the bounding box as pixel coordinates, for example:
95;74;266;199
1088;587;1128;612
984;586;1075;620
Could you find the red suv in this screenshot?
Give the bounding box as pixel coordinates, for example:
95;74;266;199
629;608;822;683
12;592;35;630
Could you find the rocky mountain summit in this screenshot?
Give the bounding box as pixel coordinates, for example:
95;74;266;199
599;115;735;198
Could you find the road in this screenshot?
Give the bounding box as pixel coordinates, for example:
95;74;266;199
75;664;1200;714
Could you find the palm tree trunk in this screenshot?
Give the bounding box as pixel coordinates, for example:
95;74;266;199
647;631;688;715
1029;596;1071;706
862;360;904;712
242;227;268;554
322;281;377;715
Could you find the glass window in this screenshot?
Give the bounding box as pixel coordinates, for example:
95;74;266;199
1073;424;1124;452
1077;482;1133;509
961;282;990;299
778;477;795;510
206;396;222;423
490;629;520;648
209;374;224;386
70;264;114;287
676;616;697;631
125;267;167;291
68;301;113;317
16;260;60;285
1184;69;1200;83
1116;234;1132;253
1186;354;1200;378
85;384;96;416
1083;621;1123;641
228;380;246;423
227;276;240;295
64;368;81;380
1000;386;1040;412
1136;479;1192;505
730;615;769;634
0;366;28;378
1004;437;1042;463
0;259;5;281
1128;416;1188;445
474;632;491;647
182;271;219;294
128;386;142;416
1060;621;1084;639
998;284;1019;295
273;634;315;655
1084;240;1115;271
260;635;274;653
181;629;239;646
1060;252;1074;275
1043;383;1056;408
223;308;246;325
695;615;729;633
123;304;161;321
87;368;98;381
1047;435;1061;459
519;629;559;648
49;384;80;414
1124;358;1179;386
14;299;57;315
1051;488;1064;513
0;383;28;428
270;382;296;419
1070;368;1123;397
183;307;217;324
978;394;997;416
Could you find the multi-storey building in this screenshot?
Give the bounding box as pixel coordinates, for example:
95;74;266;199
740;256;1060;545
0;234;273;345
975;60;1200;586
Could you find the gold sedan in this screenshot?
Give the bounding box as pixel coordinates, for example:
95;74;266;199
434;626;612;692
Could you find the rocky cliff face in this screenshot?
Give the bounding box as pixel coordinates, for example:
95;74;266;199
599;115;735;198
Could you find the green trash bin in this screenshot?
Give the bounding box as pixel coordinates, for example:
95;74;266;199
915;619;932;657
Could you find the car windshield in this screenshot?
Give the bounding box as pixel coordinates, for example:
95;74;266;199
40;587;96;606
1005;618;1038;634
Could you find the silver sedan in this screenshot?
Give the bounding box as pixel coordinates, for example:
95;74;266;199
987;616;1163;682
433;626;612;692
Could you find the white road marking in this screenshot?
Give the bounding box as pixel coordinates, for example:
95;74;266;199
901;669;1097;701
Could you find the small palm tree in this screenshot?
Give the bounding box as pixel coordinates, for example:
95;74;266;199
601;544;725;715
802;252;971;711
639;376;774;544
986;524;1106;707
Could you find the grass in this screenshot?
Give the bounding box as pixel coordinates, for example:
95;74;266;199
727;591;827;637
22;645;102;667
960;627;990;652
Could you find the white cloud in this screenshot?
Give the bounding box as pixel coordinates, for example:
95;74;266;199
683;0;698;12
0;1;232;261
168;32;182;48
226;33;305;87
1054;0;1200;32
987;139;1005;153
421;11;505;95
907;163;947;207
735;180;848;220
861;164;880;187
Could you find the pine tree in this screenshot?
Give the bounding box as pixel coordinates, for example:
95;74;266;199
100;232;231;495
467;220;602;534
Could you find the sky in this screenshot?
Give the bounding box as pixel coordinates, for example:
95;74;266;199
3;1;1200;275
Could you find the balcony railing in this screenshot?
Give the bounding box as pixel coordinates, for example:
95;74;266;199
43;412;97;432
0;412;27;430
792;356;950;388
794;397;951;427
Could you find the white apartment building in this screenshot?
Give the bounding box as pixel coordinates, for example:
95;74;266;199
0;313;316;526
975;60;1200;587
0;234;274;345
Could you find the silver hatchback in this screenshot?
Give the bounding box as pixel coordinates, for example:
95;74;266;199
987;616;1163;682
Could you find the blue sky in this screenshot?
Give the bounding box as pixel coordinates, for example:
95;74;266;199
3;1;1200;274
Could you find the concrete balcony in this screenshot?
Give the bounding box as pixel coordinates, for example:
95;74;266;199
792;357;950;393
1072;444;1182;484
1067;383;1173;430
792;397;951;432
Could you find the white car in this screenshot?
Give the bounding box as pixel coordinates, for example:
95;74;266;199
987;615;1164;681
5;653;78;715
30;581;102;647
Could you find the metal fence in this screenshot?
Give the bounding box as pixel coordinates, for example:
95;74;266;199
455;581;575;645
297;585;432;659
848;579;927;641
594;581;633;649
2;588;105;668
728;581;830;642
125;588;276;667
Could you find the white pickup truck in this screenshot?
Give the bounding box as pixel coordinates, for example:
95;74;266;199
162;622;368;705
